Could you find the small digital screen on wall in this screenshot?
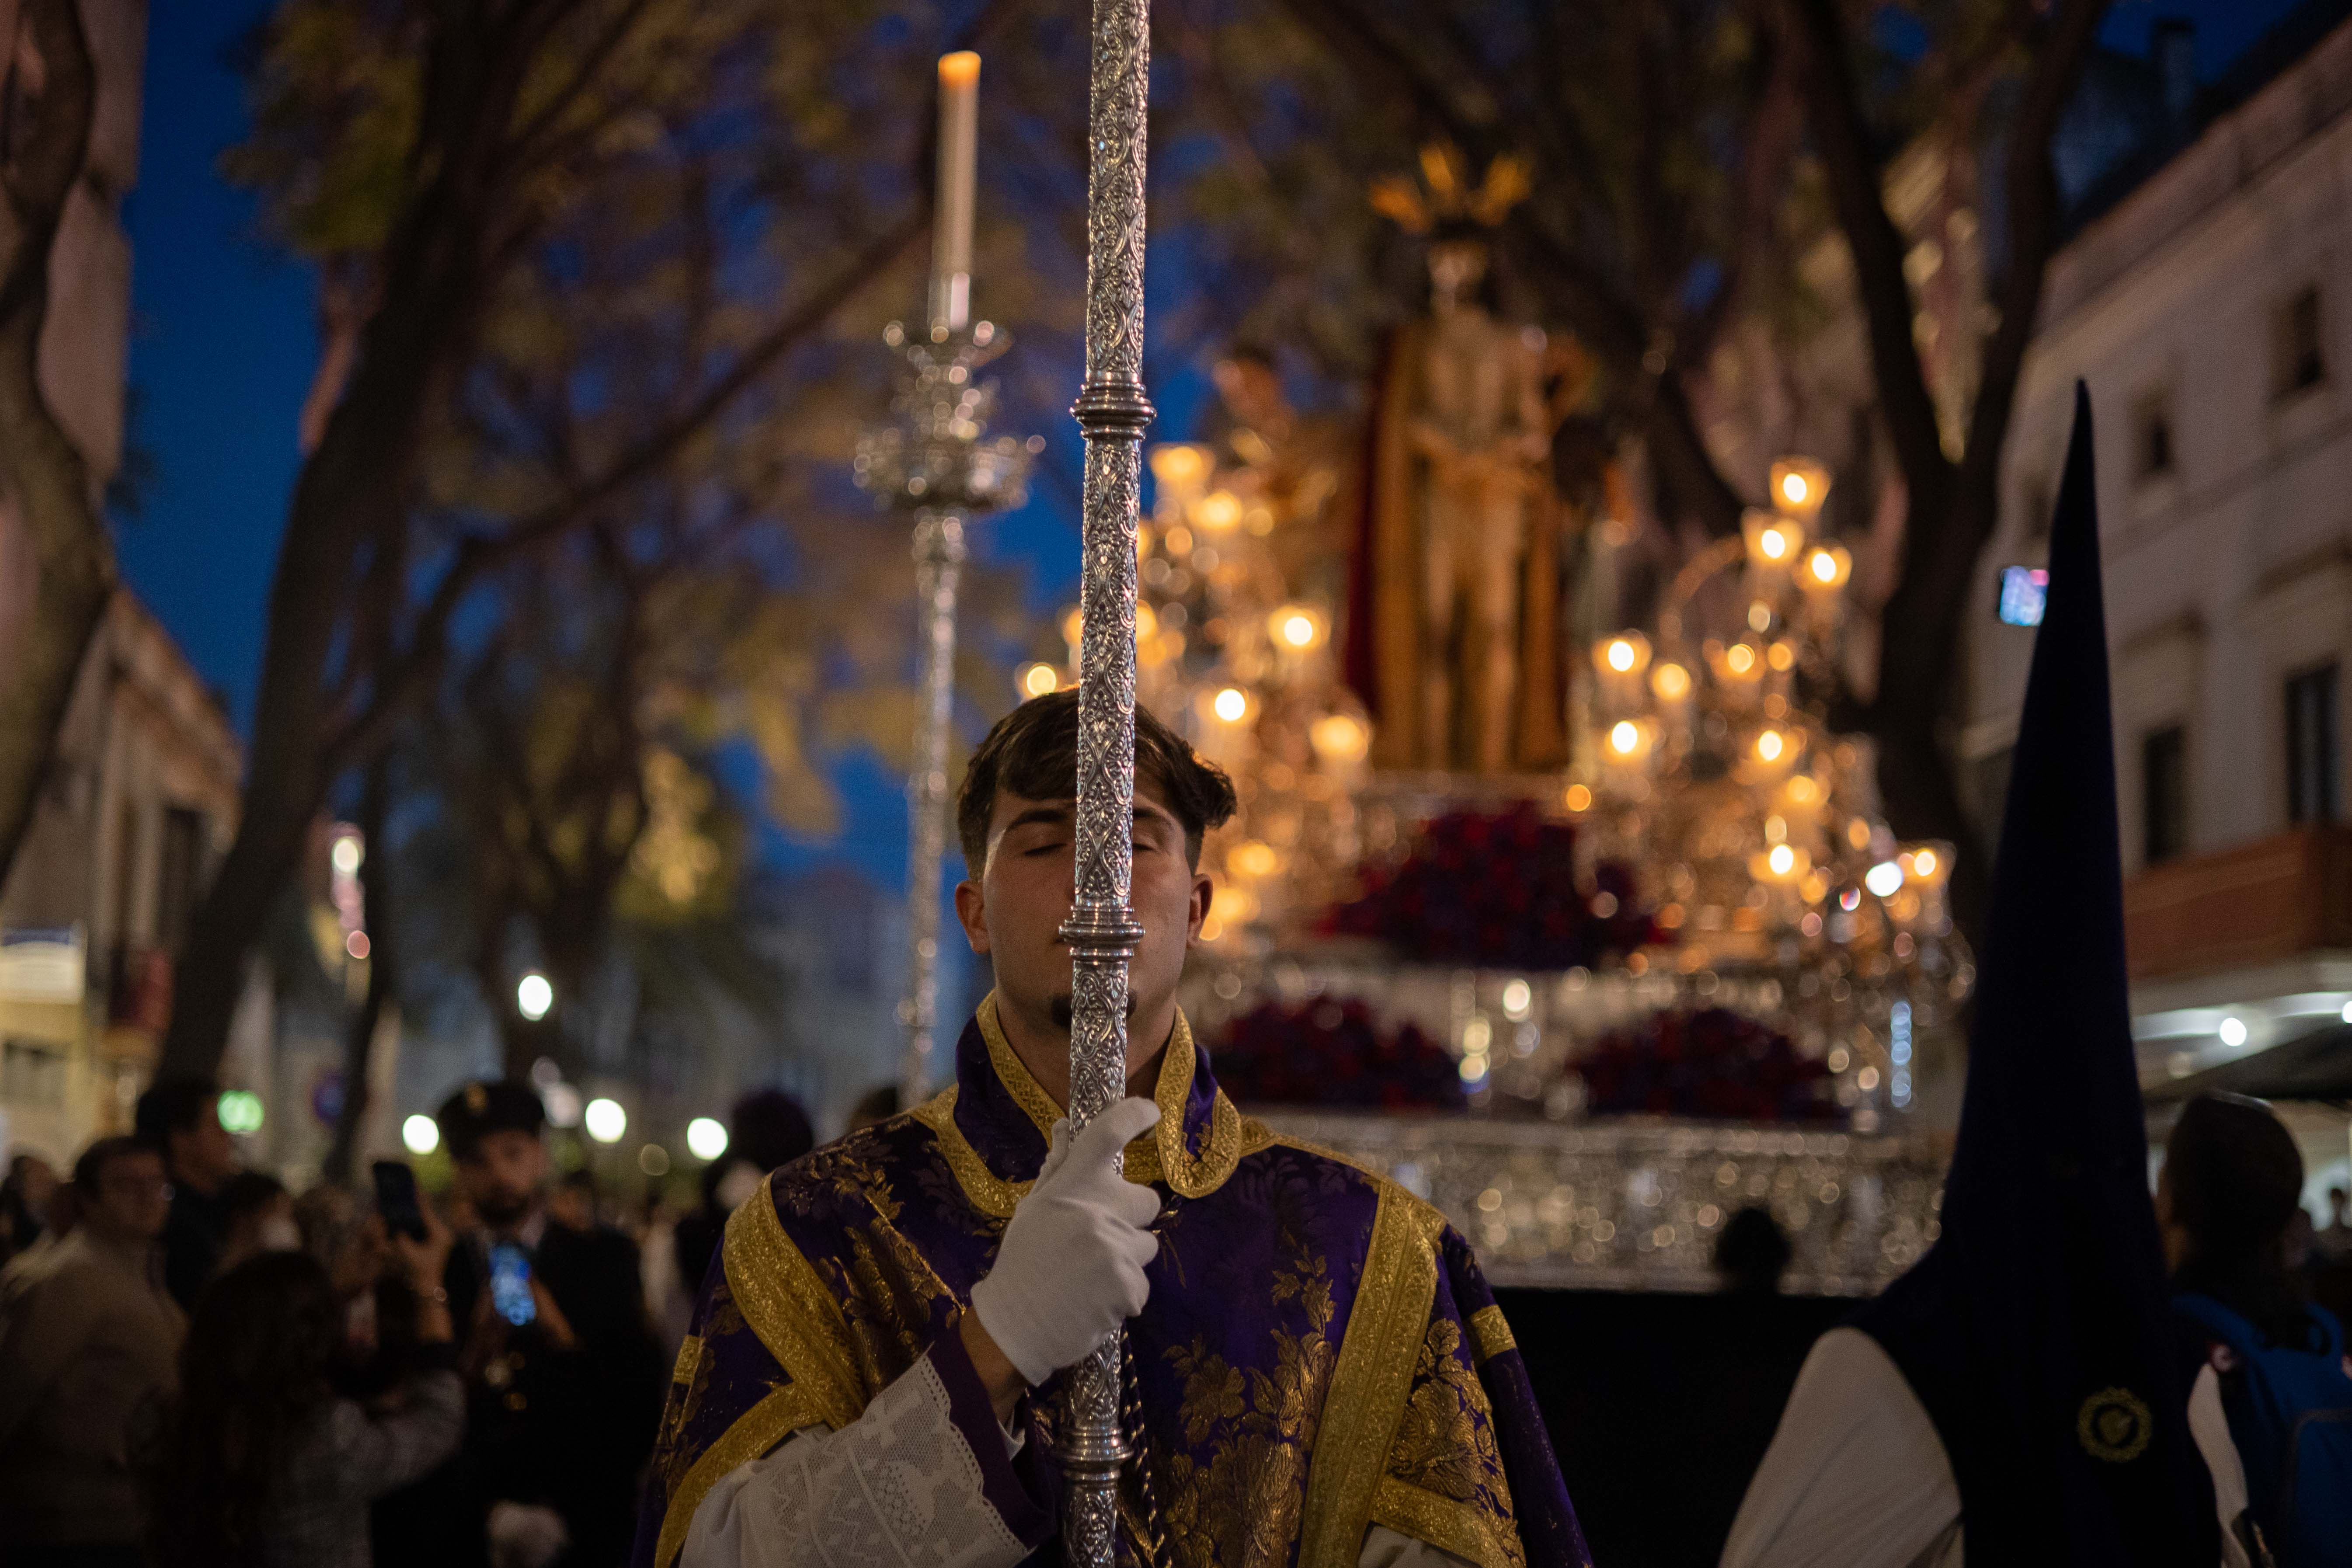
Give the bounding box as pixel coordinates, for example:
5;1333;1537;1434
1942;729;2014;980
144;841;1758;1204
1997;565;2048;628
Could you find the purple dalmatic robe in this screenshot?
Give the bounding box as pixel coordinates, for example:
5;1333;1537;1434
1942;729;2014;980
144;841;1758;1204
637;996;1589;1568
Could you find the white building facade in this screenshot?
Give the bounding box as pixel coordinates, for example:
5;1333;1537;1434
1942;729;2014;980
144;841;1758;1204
1974;6;2352;1186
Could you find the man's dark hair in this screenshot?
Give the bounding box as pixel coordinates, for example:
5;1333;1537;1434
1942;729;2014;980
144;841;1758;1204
73;1135;156;1196
2165;1092;2309;1342
134;1076;220;1149
956;689;1236;876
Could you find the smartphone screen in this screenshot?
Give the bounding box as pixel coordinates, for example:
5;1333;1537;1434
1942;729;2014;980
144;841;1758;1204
489;1242;537;1327
1996;564;2048;627
371;1160;428;1242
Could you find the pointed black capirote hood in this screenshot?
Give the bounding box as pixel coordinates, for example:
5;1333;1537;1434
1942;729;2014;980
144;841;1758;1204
1851;385;2216;1562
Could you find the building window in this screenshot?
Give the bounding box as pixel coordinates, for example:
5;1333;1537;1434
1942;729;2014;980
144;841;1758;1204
0;1039;66;1106
2134;390;2173;479
2143;725;2189;865
155;807;207;953
2286;663;2339;824
2274;285;2326;400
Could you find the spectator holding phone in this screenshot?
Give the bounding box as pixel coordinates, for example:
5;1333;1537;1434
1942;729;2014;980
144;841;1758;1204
374;1081;664;1568
149;1200;462;1568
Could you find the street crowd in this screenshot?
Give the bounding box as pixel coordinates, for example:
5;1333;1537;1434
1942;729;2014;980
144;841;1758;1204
0;1075;897;1568
0;1067;2347;1568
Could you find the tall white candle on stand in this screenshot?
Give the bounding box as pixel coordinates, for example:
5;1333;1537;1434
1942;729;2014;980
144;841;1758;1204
930;51;980;331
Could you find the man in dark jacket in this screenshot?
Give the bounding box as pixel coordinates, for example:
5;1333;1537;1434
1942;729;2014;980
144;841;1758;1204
377;1080;665;1568
133;1076;242;1307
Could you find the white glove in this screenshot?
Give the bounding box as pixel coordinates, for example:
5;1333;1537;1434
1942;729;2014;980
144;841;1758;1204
969;1096;1162;1387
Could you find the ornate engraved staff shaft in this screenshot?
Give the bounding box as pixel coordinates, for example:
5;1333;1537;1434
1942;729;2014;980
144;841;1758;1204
1058;0;1153;1560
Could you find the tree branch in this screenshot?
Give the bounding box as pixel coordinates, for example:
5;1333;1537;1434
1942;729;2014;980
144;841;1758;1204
323;203;929;780
1785;0;1952;495
0;0;112;888
1959;0;2107;514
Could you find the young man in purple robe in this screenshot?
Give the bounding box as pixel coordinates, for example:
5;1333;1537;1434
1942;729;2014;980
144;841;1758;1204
635;691;1589;1568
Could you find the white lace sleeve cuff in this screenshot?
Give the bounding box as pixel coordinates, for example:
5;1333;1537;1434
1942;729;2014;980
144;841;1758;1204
682;1331;1050;1568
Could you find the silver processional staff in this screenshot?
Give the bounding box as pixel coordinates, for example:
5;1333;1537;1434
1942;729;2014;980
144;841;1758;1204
1058;0;1154;1561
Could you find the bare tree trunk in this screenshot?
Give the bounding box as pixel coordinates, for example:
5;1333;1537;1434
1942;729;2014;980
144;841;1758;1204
0;0;113;887
1786;0;2110;942
158;12;546;1081
324;751;395;1184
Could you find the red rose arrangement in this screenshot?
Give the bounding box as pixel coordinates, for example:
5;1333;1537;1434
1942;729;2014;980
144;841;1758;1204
1322;803;1654;969
1573;1006;1837;1123
1209;997;1463;1109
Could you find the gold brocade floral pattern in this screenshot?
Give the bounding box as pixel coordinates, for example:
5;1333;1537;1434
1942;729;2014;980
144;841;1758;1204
1374;1316;1522;1568
1155;1249;1339;1568
651;1031;1554;1568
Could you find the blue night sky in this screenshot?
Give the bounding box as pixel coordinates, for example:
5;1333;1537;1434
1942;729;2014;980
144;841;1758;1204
119;0;2307;893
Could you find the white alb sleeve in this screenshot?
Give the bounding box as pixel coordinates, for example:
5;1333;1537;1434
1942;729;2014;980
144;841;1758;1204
1719;1327;1963;1568
682;1352;1032;1568
1360;1523;1483;1568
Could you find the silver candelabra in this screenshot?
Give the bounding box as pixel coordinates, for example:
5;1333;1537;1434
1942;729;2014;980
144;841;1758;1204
1060;0;1154;1560
856;318;1036;1111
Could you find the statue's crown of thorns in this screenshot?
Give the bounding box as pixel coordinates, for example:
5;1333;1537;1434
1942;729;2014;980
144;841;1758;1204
1370;143;1531;233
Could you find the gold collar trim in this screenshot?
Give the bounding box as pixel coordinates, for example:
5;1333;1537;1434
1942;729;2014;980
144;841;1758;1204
930;996;1252;1213
975;992;1062;1137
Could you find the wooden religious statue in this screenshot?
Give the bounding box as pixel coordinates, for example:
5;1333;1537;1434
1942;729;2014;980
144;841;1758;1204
1353;146;1569;775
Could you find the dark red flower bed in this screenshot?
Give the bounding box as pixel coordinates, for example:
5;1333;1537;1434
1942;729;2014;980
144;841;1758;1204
1208;997;1464;1109
1573;1006;1838;1123
1322;804;1653;970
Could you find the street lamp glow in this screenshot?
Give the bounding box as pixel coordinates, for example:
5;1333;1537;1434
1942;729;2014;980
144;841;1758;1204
331;835;363;876
2218;1015;2248;1048
402;1115;440;1155
1213;687;1248;723
584;1097;627;1144
517;972;553;1021
686;1117;729;1161
1651;662;1691;702
1608;720;1640;756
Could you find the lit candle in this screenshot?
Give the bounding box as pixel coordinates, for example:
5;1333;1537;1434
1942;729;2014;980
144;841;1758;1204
931;52;981;330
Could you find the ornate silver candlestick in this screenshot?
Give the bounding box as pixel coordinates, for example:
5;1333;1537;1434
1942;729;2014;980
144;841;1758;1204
856;319;1034;1109
1058;0;1153;1559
